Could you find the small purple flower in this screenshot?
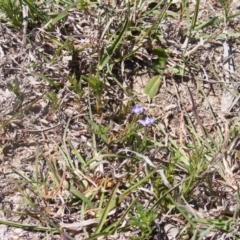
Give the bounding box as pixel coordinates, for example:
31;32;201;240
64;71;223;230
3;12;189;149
138;116;155;126
131;104;144;114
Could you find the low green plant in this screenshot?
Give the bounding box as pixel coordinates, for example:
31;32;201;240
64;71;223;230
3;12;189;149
129;203;157;239
7;78;24;109
68;75;83;99
33;72;60;89
45;91;59;110
85;117;110;146
83;74;104;114
0;0;48;28
0;0;22;27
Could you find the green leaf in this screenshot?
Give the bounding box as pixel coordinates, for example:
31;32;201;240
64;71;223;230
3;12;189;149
152;47;167;69
144;75;162;99
170;66;187;75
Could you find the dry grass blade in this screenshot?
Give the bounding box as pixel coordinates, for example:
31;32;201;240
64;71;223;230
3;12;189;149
221;38;239;113
59;218;101;231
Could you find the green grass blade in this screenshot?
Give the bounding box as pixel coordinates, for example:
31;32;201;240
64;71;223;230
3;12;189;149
12;168;35;185
67;140;86;167
32;72;60;89
0;219;56;232
66;182;94;209
94;183;119;234
23;0;47;21
98;18;129;70
108;198;138;233
47;2;79;29
194;17;220;31
198;225;216;239
118;169;157;202
86;232;109;240
168;196;195;226
191;0;200;30
136;0;172;42
63;118;75;169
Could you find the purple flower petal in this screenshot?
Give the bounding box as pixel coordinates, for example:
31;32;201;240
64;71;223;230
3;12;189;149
131;104;144;114
138;116;154;126
145;116;155;125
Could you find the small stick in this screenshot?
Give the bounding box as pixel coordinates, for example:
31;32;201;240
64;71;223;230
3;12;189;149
23;123;63;133
21;4;28;51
